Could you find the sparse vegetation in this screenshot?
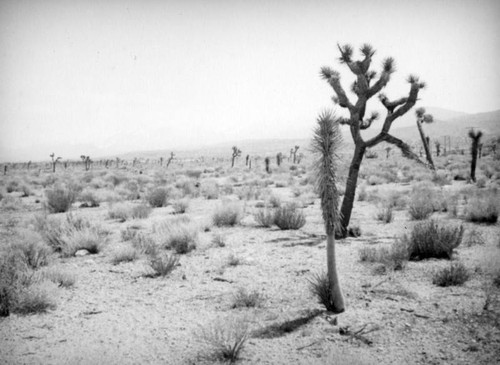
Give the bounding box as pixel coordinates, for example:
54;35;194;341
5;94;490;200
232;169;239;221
432;262;470;287
273;203;306;230
45;186;76;213
212;202;242;227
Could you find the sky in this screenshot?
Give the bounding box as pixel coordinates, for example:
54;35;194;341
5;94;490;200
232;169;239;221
1;0;499;162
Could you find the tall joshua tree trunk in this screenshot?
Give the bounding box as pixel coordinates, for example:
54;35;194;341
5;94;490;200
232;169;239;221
312;111;345;313
321;43;430;237
468;129;483;182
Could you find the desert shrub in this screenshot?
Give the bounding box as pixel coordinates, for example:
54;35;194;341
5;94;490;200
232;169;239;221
196;316;250;363
408;194;434;220
6;180;20;193
9;231;52;269
146;252;179;277
432;262;470;287
176;178;198;197
120;226;141;241
131;232;158;256
146;187;169;207
130;203;153;219
0;251;28;316
268;195;281;208
402;220;463;260
171;198;190;214
154;217;198;254
386;191;407;210
184;169;203;179
212;233;226;247
357;184;367;201
62;228;106;257
432;171;451;186
14;280;58;314
40;267;76;288
79;188;101;207
44;186;76;213
20;184;32;197
110;245;138;265
462;227;486;247
254;209;275;228
367;175;386;186
231;288;264;308
105;173;128;187
201;180;219;200
358;242;409;270
463;190;499;223
212;202;242;227
476;177;487;188
375;205;393;223
273;203;306;230
107;203;132;222
444;192;460;217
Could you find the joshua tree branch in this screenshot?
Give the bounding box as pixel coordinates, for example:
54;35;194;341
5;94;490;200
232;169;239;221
382;133;428;166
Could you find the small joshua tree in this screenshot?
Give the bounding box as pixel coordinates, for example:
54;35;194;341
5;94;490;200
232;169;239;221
50;153;62;173
468;129;483;182
310;111;345;313
320;43;430;237
159;157;164;167
434;140;441;157
292;145;300;164
245;154;250;166
80;155;91;171
264;157;271;174
166;152;175;168
415;108;435;170
231;146;241;168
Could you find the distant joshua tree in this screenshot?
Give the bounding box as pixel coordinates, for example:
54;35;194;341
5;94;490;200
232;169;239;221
27;161;31;170
434;140;441;157
385;146;391;159
276;152;283;166
415;108;435;170
159;157;164;167
50;153;62;173
231;146;241;168
166;152;175;168
245;154;250;166
292;145;300;164
320;43;430;237
264;157;271;174
80;155;91;171
468;129;483;182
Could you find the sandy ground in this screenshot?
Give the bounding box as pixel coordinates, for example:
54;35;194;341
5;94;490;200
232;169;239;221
1;182;499;365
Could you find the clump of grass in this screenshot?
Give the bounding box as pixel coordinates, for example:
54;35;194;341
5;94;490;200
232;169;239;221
308;271;336;312
432;262;470;287
273;203;306;230
131;232;159;256
110;245;138;265
79;188;101;207
357;184;367;201
108;203;133;222
196;316;250;363
44;186;76;213
146;187;169;208
463;190;499;224
154;217;198;254
131;203;153;219
146;252;179;278
253;208;275;227
408;194;434;220
267;195;281;208
120;226;141;241
231;288;264;308
212;202;242;227
401;220;463;260
358;242;409;270
375;204;393;223
0;251;28;316
9;231;52;269
63;228;106;256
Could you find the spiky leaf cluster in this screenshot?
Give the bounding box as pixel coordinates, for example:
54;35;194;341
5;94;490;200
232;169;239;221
311;111;342;235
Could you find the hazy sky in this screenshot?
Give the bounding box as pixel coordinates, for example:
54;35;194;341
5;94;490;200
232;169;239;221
1;0;499;162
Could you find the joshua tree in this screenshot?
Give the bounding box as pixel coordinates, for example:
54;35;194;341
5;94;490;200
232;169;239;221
50;153;62;173
415;108;435;170
320;43;429;237
292;145;300;164
166;152;175;168
264;157;271;174
311;111;345;313
159;157;164;167
434;140;441;156
276;152;283;166
80;155;91;171
245;154;250;166
478;143;483;159
3;165;7;175
468;129;483;182
231;146;241;168
385;146;391;159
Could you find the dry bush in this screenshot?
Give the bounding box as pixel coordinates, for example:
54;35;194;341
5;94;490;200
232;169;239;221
9;231;52;269
154;216;198;254
146;252;179;278
463;189;499;224
110;245;138;265
44;186;76;213
231;288;265;308
375;204;393;223
196;315;250;363
432;262;470;287
201;180;220;199
39;266;76;288
14;280;58;314
211;232;226;247
253;208;275;227
146;187;169;207
462;227;486;247
402;220;463;260
79;188;101;207
273;203;306;230
131;232;159;256
171;198;190;214
358;242;409;270
107;202;133;222
212;202;242;227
